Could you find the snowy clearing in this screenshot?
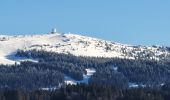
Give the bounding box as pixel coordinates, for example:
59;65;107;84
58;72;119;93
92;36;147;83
64;68;96;85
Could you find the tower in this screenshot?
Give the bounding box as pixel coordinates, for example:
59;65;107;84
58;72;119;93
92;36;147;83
51;28;57;34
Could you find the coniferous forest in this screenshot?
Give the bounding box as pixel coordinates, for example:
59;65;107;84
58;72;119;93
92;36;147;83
1;84;170;100
0;50;170;99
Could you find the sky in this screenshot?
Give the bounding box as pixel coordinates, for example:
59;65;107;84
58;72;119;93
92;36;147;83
0;0;170;46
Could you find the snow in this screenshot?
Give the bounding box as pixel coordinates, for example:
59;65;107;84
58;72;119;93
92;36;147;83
64;76;77;85
129;82;165;88
41;83;62;91
41;87;57;91
129;83;139;88
0;33;169;65
160;83;165;86
85;68;96;76
64;68;96;85
113;66;118;71
129;82;146;88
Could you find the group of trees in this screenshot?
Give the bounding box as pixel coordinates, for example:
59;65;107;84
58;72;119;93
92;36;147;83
0;49;169;90
90;71;129;89
110;59;170;87
1;83;170;100
0;62;63;90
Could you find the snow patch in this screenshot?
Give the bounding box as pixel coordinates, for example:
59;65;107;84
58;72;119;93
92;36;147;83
64;68;96;85
129;82;146;88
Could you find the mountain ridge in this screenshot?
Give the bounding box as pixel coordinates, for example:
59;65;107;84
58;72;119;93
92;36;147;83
0;33;169;65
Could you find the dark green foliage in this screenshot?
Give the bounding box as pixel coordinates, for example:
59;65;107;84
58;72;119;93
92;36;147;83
0;84;170;100
0;49;170;90
0;63;63;90
113;59;170;86
90;71;129;89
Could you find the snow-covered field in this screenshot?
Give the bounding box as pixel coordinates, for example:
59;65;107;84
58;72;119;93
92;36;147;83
64;68;96;85
0;33;169;65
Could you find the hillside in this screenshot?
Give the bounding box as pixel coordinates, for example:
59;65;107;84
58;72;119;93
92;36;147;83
0;33;170;65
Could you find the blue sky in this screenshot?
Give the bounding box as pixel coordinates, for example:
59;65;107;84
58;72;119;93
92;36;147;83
0;0;170;46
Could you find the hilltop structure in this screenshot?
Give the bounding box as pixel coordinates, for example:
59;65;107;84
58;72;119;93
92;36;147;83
51;28;57;34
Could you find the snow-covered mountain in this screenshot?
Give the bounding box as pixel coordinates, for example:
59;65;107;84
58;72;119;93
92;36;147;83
0;33;170;65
